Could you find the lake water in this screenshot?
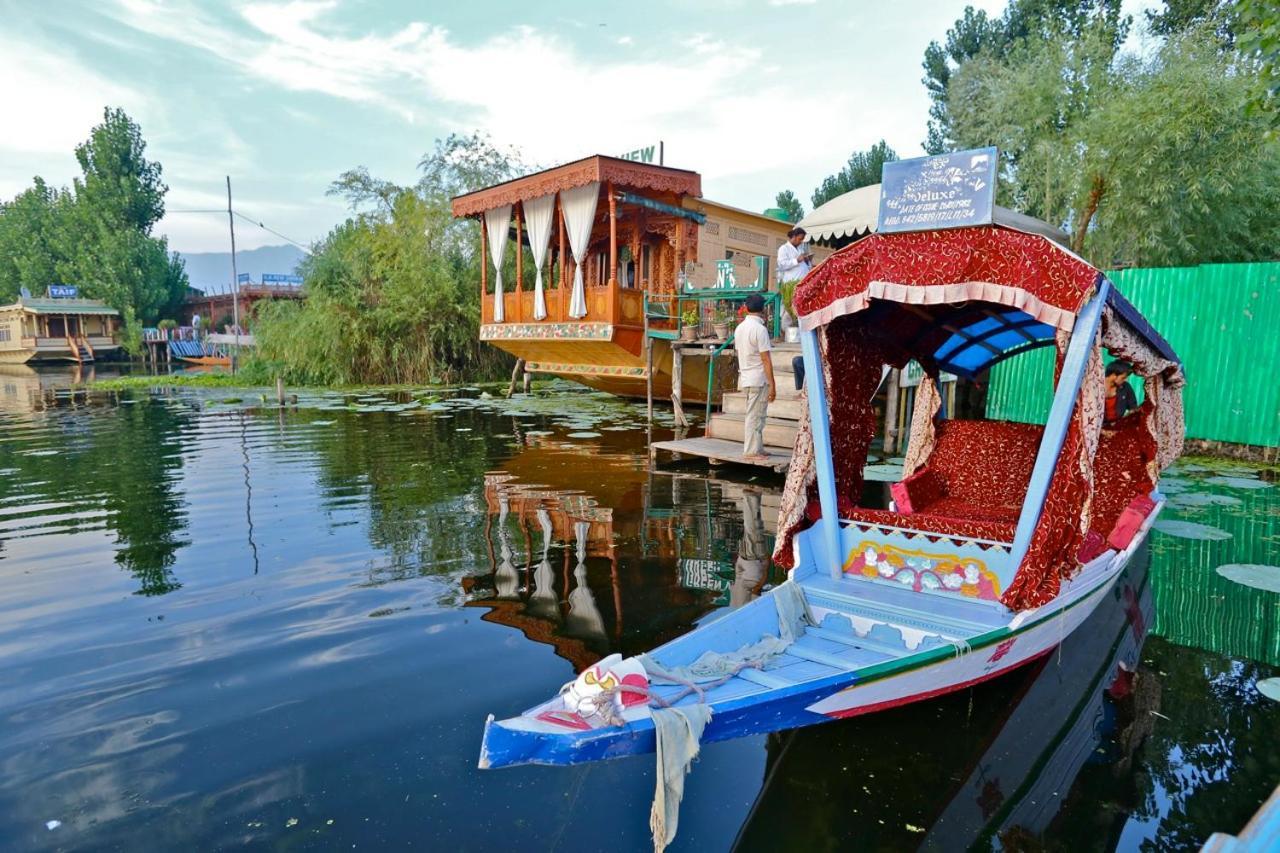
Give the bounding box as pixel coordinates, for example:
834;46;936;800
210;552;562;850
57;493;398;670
0;370;1277;851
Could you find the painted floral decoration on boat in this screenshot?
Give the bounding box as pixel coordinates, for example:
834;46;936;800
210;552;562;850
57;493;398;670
844;540;1001;600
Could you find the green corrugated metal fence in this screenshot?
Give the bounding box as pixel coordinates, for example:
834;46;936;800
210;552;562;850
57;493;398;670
987;262;1280;448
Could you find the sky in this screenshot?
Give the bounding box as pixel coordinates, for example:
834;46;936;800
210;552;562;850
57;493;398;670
0;0;1159;255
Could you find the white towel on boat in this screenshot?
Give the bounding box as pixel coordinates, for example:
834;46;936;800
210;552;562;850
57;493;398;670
650;704;713;853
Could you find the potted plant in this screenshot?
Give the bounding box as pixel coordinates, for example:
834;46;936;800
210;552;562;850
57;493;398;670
712;306;732;341
680;307;699;342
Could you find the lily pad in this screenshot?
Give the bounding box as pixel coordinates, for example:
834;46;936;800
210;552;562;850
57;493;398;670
1215;564;1280;594
1152;519;1233;541
1205;476;1272;490
567;431;602;439
523;430;553;436
1257;678;1280;702
1169;493;1242;509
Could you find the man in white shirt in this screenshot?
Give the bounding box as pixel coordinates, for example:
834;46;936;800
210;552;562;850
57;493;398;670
776;226;814;285
733;293;776;461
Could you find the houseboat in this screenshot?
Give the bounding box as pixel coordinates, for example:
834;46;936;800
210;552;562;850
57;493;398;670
451;156;828;401
0;291;120;364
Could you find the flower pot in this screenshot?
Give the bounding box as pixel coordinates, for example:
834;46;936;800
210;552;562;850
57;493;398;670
713;323;730;340
680;326;698;343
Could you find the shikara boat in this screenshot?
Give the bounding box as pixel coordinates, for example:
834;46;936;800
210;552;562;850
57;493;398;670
479;208;1186;776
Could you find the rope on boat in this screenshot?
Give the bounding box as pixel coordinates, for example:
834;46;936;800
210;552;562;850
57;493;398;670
949;638;972;659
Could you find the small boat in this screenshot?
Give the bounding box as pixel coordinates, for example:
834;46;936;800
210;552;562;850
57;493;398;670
477;152;1186;839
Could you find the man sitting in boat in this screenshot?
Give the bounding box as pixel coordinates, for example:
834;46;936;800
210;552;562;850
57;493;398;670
1105;359;1138;427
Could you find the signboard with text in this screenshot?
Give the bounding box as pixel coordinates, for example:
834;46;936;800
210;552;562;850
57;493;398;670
618;142;663;165
878;147;997;234
262;274;304;285
237;273;250;284
48;285;79;298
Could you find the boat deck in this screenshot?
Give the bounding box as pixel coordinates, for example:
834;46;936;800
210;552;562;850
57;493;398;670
646;576;1009;709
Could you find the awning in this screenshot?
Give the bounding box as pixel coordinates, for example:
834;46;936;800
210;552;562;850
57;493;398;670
798;183;1070;247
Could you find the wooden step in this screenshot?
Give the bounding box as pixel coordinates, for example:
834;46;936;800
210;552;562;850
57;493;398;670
722;392;804;420
707;413;799;448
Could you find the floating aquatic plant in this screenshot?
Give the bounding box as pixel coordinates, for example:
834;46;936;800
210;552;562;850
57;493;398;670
1205;476;1272;490
1215;564;1280;594
1169;493;1243;508
1152;519;1233;540
567;431;602;439
1258;678;1280;702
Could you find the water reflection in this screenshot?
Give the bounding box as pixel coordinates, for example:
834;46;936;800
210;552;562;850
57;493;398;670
0;377;1275;850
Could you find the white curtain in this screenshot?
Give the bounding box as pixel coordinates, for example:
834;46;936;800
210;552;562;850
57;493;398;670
484;205;512;323
560;182;600;320
523;194;555;321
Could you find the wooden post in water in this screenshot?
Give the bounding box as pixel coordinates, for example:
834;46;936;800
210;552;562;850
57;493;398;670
276;376;285;406
507;358;525;398
670;345;689;428
522;364;531;394
883;368;901;454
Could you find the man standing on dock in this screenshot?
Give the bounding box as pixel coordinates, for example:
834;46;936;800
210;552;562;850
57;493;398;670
734;293;776;462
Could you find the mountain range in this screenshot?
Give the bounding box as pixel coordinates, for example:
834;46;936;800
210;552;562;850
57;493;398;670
178;244;308;292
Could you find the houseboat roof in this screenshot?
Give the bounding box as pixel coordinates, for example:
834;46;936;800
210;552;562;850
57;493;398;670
451;155;702;217
2;297;120;316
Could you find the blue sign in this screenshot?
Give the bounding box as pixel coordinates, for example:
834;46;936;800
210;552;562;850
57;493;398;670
262;273;303;285
237;273;250;284
878;146;997;234
49;285;79;298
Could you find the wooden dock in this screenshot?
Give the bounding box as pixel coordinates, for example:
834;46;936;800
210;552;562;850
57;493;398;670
651;339;801;472
650;436;791;472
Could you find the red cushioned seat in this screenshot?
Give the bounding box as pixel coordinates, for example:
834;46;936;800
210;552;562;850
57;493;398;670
853;419;1045;543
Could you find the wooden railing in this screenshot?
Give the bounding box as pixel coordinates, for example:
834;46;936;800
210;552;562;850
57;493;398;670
482;284;649;329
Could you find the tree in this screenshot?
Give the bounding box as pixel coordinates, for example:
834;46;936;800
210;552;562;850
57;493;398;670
773;190;803;223
921;1;1128;153
811;140;898;208
0;107;188;348
0;178;71;302
1237;0;1280;129
947;24;1280;266
252;134;528;385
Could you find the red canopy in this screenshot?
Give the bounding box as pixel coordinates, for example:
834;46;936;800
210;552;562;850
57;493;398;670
794;226;1102;333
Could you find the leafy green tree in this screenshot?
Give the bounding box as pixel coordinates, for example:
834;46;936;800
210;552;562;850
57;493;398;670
773;190;803;223
252;133;525;385
0;107;189;347
1237;0;1280;129
948;25;1280;265
0;178;71;302
921;1;1128;153
810;140;898;208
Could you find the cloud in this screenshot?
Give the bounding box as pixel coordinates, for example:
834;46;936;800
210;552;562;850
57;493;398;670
99;2;871;182
0;32;146;158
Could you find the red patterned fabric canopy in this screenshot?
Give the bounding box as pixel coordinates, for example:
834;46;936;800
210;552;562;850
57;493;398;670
794;226;1101;333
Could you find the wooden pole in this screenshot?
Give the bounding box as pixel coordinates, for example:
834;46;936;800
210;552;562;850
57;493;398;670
883;368;901;454
480;217;488;322
671;345;689;428
607;182;618;287
507;358;525;398
514;205;524;322
557;201;567;321
646;338;654;423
